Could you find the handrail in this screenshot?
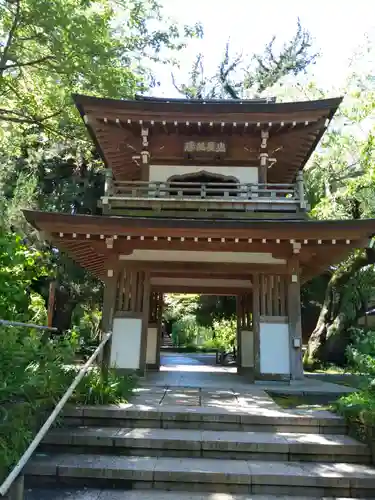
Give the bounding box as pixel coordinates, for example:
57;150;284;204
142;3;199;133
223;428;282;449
0;331;113;497
0;319;58;331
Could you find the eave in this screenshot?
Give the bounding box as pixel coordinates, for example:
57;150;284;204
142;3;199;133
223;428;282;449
72;94;343;184
24;210;375;283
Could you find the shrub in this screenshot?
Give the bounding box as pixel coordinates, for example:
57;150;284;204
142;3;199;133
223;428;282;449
333;328;375;451
171;317;212;347
0;325;136;481
210;317;237;351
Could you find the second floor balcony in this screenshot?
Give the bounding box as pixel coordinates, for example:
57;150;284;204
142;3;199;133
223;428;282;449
100;174;308;219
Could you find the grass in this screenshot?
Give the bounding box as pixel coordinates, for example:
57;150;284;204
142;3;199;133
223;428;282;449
267;392;339;411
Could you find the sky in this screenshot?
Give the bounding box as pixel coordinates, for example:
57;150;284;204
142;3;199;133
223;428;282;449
151;0;375;98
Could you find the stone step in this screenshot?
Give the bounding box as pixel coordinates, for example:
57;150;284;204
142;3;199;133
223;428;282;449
25;453;375;497
41;426;371;464
62;404;347;434
25;487;372;500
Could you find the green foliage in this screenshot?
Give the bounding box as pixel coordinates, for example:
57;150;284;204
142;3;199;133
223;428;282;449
0;0;202;151
196;295;236;327
333;328;375;444
208;317;237;351
0;231;47;321
0;325;136;481
164;294;199;323
171;317;211;348
346;328;375;379
170;315;237;353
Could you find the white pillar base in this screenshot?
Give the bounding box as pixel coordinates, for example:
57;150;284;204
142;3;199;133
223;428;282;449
110;317;142;370
146;324;158;369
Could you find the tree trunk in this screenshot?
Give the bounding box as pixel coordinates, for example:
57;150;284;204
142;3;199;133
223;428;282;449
31;278;77;333
303;249;375;369
303;248;375;370
51;286;77;332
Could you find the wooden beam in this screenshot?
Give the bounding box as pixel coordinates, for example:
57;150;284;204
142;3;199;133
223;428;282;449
151;285;246;295
119;260;289;274
287;256;303;380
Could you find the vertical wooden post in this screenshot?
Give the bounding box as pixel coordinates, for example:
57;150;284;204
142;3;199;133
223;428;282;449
141;127;150;181
104;169;113;196
101;269;119;380
138;271;151;376
252;274;260;378
259;153;268;185
259;129;269;187
287;256;304;380
236;295;242;369
155;292;164;369
296;171;306;209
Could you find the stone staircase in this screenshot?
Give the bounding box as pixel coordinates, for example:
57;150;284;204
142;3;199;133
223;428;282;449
25;387;375;498
161;335;173;349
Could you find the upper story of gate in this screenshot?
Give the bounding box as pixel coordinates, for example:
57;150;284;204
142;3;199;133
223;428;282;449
73;94;342;221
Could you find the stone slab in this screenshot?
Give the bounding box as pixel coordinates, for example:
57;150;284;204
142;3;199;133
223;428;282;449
26;454;375;492
42;427;370;460
25;488;371;499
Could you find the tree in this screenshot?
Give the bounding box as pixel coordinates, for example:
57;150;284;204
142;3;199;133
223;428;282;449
0;0;202;330
173;19;318;99
0;0;202;150
303;132;375;368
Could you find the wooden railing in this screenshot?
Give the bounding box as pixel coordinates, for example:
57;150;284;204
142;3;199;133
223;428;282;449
101;175;307;215
109;181;297;199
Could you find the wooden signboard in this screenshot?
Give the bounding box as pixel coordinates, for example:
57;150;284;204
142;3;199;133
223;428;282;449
184;140;227;157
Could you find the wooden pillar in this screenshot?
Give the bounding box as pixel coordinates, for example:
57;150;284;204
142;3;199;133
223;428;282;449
146;291;162;370
110;267;150;376
139;271;151;375
140;127;150;181
252;274;261;378
296;171;307;210
287;256;304;380
101;268;120;380
237;293;254;380
155;293;164;369
236;296;242;369
259;129;269;186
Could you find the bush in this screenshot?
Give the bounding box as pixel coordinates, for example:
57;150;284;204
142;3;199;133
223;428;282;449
333;328;375;451
171;316;237;352
171;318;212;347
0;325;137;481
203;317;236;352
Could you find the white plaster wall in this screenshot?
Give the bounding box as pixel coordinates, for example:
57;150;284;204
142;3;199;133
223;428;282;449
110;317;142;370
240;329;254;368
149;165;258;185
259;322;290;374
146;326;158;365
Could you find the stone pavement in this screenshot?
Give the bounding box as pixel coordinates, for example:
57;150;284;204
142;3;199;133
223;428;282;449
146;352;355;395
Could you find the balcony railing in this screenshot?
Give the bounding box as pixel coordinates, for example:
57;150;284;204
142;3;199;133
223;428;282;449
101;177;307;218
